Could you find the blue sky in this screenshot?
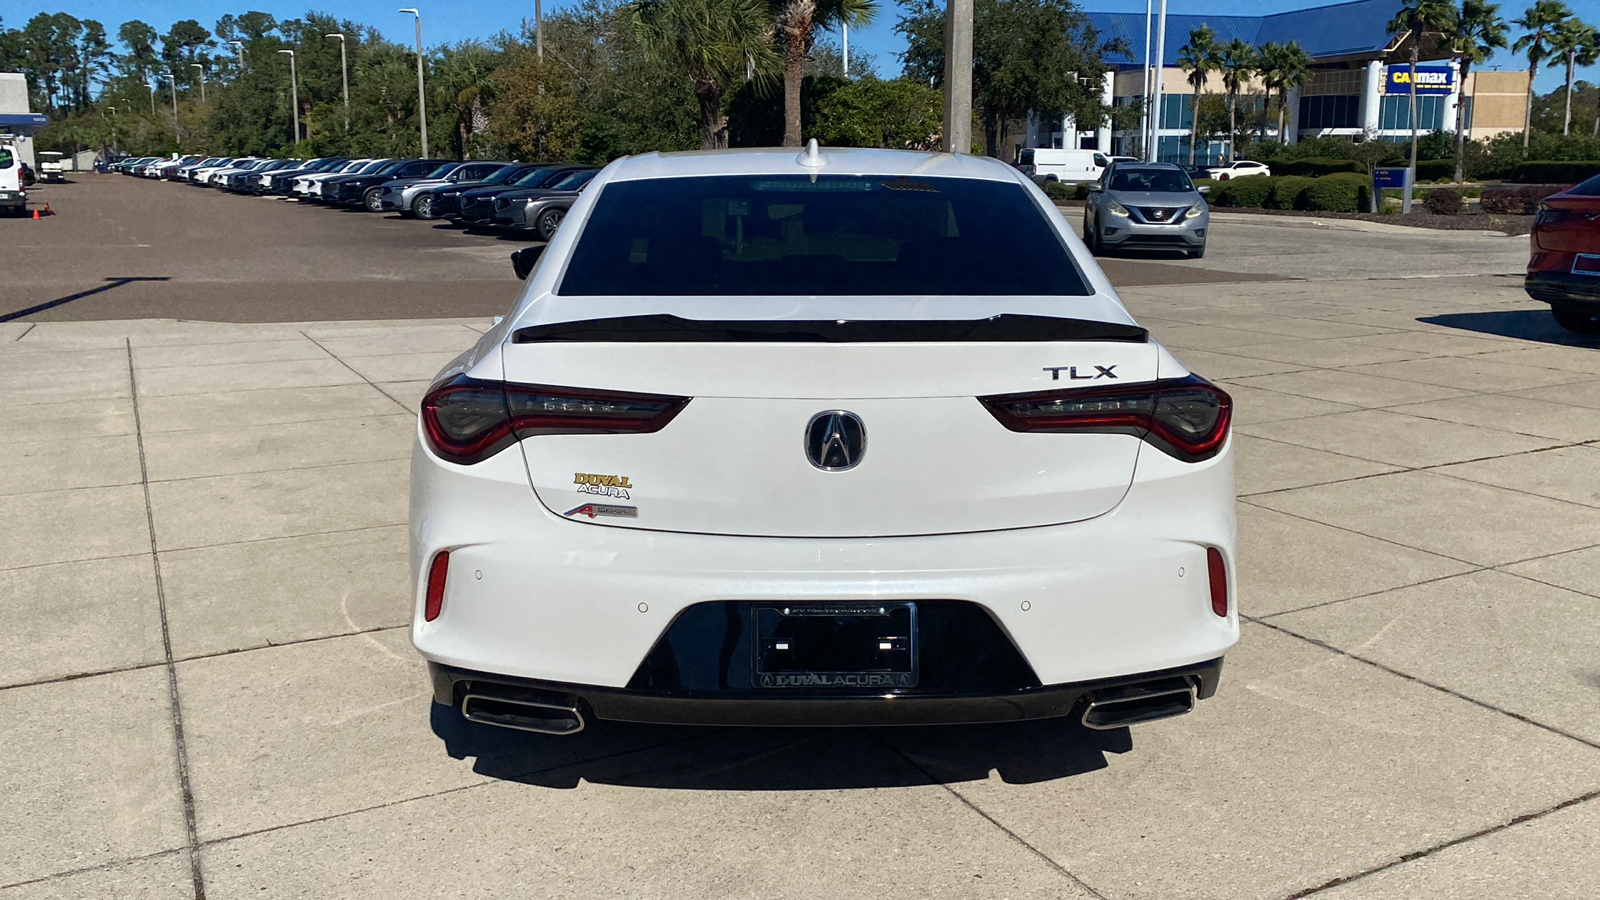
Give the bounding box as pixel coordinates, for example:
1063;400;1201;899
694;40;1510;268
10;0;1595;91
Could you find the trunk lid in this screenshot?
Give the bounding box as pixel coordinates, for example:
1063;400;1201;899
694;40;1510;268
1535;193;1600;254
504;334;1158;538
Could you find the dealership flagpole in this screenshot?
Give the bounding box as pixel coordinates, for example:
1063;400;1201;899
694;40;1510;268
1149;0;1168;161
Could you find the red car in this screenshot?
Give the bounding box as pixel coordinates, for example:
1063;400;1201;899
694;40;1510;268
1526;172;1600;333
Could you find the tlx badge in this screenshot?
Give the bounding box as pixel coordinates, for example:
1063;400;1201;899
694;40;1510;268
1043;365;1118;381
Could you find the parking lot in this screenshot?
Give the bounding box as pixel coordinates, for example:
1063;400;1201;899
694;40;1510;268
4;175;1599;899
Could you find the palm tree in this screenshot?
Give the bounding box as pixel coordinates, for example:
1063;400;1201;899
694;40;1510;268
1219;38;1257;162
774;0;876;147
1551;18;1598;135
1177;25;1220;165
1512;0;1573;151
1449;0;1508;181
1258;41;1312;144
630;0;780;149
1388;0;1458;177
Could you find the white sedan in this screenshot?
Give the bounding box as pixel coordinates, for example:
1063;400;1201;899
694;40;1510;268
1207;159;1272;180
410;145;1237;735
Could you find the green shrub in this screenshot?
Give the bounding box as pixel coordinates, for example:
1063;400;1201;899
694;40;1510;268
1509;161;1600;184
1265;175;1315;209
1377;158;1456;182
1213;176;1272;207
1301;173;1372;212
1278;156;1363;177
1043;180;1074;202
1423;187;1464;215
1075;183;1093;201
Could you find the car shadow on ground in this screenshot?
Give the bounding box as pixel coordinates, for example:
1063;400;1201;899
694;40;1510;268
1420;308;1600;347
431;704;1131;790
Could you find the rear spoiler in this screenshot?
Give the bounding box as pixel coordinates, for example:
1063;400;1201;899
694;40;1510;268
512;314;1148;344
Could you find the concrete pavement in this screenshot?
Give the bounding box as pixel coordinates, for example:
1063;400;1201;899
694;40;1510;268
5;258;1600;897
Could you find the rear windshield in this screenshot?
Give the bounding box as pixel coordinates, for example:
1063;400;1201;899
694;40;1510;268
1570;173;1600;196
559;174;1089;297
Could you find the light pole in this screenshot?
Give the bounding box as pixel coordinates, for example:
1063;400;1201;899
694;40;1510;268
1148;0;1168;162
942;0;972;154
104;105;118;154
148;82;157;116
399;9;429;157
843;22;849;77
277;50;300;147
228;40;245;74
190;63;207;103
327;33;350;131
160;72;180;146
535;0;544;60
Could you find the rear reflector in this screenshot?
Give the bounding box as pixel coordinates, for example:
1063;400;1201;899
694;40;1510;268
978;374;1232;462
1206;547;1227;618
424;551;449;622
420;375;690;465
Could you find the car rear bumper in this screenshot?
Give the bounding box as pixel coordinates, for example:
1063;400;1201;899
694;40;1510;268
429;656;1224;728
1526;268;1600;307
410;426;1239;696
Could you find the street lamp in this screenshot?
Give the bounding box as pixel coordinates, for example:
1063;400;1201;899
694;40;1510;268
327;33;350;131
148;82;156;116
535;0;543;60
103;105;118;153
942;0;972;153
398;9;429;157
160;72;180;146
277;50;300;147
228;40;245;73
190;63;207;103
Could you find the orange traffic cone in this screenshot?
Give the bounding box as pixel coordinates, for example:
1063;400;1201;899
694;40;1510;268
42;203;51;215
30;208;39;220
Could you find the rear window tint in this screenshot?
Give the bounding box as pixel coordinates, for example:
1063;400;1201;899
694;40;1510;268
559;174;1090;297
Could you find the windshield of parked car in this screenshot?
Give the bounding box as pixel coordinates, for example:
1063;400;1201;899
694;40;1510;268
356;160;391;174
550;170;597;191
423;163;457;179
1109;168;1194;193
510;167;571;188
560;174;1090;297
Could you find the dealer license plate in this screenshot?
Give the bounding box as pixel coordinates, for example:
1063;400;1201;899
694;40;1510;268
753;602;918;689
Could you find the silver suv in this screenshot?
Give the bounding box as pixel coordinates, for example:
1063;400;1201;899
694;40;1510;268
1083;162;1210;259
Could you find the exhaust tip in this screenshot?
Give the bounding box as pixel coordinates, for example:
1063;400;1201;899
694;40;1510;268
1081;680;1196;730
462;693;586;735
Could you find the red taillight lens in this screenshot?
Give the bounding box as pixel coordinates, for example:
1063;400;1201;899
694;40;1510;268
1206;547;1228;617
977;374;1232;462
420;375;690;465
424;550;449;622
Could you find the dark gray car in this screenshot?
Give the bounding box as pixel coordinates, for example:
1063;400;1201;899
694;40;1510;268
1082;162;1211;259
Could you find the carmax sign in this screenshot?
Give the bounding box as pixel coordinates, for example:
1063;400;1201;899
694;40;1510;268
1387;66;1455;94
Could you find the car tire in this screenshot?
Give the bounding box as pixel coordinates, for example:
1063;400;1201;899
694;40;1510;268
364;188;384;212
1552;303;1600;334
535;208;567;242
413;194;434;219
1218;173;1231;181
1188;242;1207;260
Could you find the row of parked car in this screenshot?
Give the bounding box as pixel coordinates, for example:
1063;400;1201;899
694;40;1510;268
107;153;600;241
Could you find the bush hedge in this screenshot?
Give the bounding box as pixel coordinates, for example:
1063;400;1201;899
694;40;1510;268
1265;176;1316;209
1378;158;1456;182
1480;188;1523;214
1043;180;1074;202
1509;161;1600;184
1423;187;1464;215
1273;156;1363;177
1300;173;1372;212
1213;176;1272;207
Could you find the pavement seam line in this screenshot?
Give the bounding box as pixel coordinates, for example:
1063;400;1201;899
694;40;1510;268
300;330;417;415
1283;788;1600;898
1251;566;1493;620
11;323;34;342
1234;499;1486;569
0;848;187;892
1247;617;1600;752
126;339;209;900
872;734;1109;900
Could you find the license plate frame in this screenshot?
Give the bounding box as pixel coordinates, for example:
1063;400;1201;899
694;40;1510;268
752;601;918;689
1572;254;1600;277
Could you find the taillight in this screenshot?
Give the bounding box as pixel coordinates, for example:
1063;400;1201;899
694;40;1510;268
1206;547;1228;617
978;374;1231;462
420;374;690;465
424;550;449;621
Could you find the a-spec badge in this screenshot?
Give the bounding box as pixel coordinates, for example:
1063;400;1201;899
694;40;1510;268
563;503;638;520
574;472;633;499
1043;365;1118;381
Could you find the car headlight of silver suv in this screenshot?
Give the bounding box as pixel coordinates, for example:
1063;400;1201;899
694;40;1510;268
1106;199;1131;218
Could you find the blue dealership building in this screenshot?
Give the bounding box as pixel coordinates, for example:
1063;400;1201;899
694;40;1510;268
1026;0;1530;162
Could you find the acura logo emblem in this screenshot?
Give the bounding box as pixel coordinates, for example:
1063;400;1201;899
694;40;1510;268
805;411;866;471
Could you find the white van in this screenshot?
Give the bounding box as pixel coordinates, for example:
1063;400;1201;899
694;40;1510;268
1017;148;1109;185
0;141;27;217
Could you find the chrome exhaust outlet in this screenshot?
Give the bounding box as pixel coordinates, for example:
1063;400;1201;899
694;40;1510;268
1081;680;1196;730
461;693;586;735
